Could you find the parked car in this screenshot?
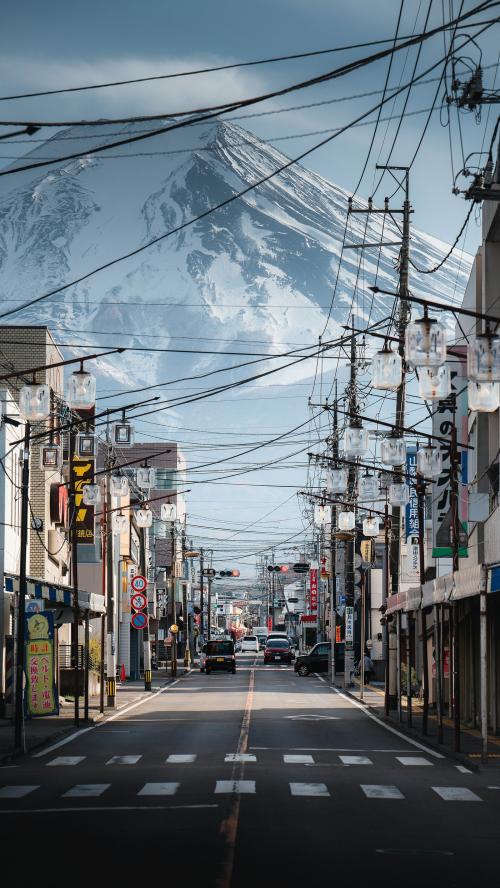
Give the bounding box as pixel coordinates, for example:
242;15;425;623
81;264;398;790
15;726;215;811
294;642;331;676
258;636;267;650
199;640;236;674
241;635;259;653
263;638;294;665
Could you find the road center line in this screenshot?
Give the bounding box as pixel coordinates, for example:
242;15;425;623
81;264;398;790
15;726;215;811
217;661;255;888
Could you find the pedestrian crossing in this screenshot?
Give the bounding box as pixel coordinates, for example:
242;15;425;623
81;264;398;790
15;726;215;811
38;751;442;767
0;781;488;802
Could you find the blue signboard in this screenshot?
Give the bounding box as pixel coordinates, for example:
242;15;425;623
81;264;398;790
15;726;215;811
405;447;418;541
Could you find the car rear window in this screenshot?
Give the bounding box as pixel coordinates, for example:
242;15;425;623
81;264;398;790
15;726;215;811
266;639;289;648
244;636;257;642
206;641;234;655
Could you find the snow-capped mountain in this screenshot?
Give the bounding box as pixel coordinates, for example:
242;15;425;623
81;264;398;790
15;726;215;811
0;119;471;390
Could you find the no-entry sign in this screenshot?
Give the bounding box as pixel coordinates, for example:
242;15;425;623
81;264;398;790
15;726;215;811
131;591;147;612
131;575;147;593
131;611;148;630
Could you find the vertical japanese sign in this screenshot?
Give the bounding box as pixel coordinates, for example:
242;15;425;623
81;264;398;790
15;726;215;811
405;446;420;577
24;611;59;718
71;455;95;544
345;606;354;642
432;349;468;557
309;568;318;613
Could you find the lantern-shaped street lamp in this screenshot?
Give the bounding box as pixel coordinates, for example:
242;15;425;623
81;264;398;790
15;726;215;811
76;432;96;458
136;507;153;528
389;480;409;507
19;384;50;422
110;475;129;497
468;381;500;413
327;467;348;495
338;511;355;531
405;313;447;367
82;483;101;506
381;435;406;466
358;472;378;501
467;331;500;382
418;365;451;400
66;362;96;410
343;424;369;458
112;511;128;534
363;516;379;537
161;502;177;522
417;444;442;478
371;345;402;390
136;466;156;489
112;418;135;447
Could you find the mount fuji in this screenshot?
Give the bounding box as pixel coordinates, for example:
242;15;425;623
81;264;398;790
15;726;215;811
0;118;471;394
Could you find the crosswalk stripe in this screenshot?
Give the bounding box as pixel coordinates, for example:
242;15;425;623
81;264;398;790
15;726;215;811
289;782;330;797
361;785;405;799
224;754;256;763
46;756;85;767
340;755;373;765
138;783;180;796
283;754;315;764
106;755;142;765
396;756;433;766
63;784;110;798
166;754;197;763
0;785;39;799
214;780;256;794
432;786;482;801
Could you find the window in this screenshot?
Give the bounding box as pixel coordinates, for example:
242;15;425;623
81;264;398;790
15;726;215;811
315;644;330;655
206;641;233;655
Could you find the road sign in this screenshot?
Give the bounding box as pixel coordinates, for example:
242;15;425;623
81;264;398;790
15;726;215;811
170;624;179;634
293;562;309;573
131;591;147;612
131;611;148;630
131;575;147;593
203;568;216;576
345;606;354;642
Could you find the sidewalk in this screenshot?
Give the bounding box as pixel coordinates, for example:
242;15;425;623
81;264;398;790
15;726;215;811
0;663;191;763
335;677;500;769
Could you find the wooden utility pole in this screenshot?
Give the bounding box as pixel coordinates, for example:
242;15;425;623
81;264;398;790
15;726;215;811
416;473;429;735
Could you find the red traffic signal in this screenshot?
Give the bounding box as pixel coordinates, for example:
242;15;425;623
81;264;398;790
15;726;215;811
267;564;288;572
219;569;241;577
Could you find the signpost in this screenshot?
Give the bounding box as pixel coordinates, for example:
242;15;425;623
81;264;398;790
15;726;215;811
131;575;147;593
131;611;148;630
131;591;147;612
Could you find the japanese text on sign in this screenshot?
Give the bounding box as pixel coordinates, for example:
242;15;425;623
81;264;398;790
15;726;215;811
24;612;58;718
71;455;95;545
309;568;318;613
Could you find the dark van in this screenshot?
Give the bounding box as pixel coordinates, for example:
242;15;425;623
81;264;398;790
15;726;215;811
201;640;236;674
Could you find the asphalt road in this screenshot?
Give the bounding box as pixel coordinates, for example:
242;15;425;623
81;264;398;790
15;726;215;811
1;654;499;886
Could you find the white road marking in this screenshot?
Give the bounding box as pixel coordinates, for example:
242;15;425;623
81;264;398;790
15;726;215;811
284;715;339;721
166;754;197;763
488;785;500;789
138;783;180;796
283;754;315;764
224;754;256;763
0;804;219;814
396;757;433;767
215;780;256;794
340;755;373;765
63;784;110;798
432;787;482;801
289;782;330;797
456;765;473;774
46;756;85;767
330;685;444;759
361;785;405;799
0;785;39;798
106;755;142;765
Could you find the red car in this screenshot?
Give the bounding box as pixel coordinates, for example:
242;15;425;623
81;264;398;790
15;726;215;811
263;638;294;665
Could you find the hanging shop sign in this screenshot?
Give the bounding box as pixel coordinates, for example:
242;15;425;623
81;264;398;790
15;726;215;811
432;350;468;558
406;535;420;577
345;606;354;643
24;611;58;718
309;568;318;613
71;455;95;545
405;447;419;541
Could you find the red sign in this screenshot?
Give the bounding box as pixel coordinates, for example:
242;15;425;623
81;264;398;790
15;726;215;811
267;617;272;630
336;625;341;643
131;611;148;630
131;591;147;612
309;569;318;613
300;615;317;623
131;575;147;593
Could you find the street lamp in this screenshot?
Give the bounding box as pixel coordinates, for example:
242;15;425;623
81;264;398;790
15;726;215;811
418;365;451;400
371;344;402;390
363;516;380;537
112;511;128;534
416;443;443;478
18;383;51;421
326;467;348;495
136;506;153;528
405;311;447;367
389;480;410;507
468;380;500;412
381;434;406;466
136;466;156;489
343;423;369;458
110;475;129;497
358;471;379;500
338;511;355;531
82;483;101;505
66;362;96;410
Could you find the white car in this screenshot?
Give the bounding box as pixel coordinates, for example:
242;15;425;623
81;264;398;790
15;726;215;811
240;635;259;653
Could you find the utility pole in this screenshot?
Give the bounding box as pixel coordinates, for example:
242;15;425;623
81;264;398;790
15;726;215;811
383;494;391;717
105;440;116;707
207;574;213;641
199;547;204;644
344;335;357;688
14;421;30;752
450;408;461;752
170;521;177;677
416;472;429;735
330;388;338;684
139;525;152;691
69;425;80;727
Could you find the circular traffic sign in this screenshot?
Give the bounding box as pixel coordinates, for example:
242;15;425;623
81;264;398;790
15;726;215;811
131;575;147;593
131;591;147;611
131;611;148;630
170;624;179;634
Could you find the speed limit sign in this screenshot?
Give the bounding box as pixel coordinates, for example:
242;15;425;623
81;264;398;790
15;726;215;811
131;575;147;593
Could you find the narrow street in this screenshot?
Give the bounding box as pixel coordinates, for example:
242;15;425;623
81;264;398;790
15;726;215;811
1;655;498;885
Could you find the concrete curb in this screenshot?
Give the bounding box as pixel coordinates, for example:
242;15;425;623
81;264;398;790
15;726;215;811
0;668;192;765
337;683;481;772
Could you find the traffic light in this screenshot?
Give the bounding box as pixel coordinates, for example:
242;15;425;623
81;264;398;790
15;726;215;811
267;565;288;572
218;570;241;577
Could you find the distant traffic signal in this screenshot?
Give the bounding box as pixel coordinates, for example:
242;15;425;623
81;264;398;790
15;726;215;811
218;570;241;577
267;565;288;572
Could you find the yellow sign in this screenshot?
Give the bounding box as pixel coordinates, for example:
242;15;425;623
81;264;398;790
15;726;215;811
170;624;179;634
24;612;58;717
184;551;199;558
360;540;374;564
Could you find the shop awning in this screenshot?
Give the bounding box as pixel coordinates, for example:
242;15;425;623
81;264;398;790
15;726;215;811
450;564;486;601
4;575;105;615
